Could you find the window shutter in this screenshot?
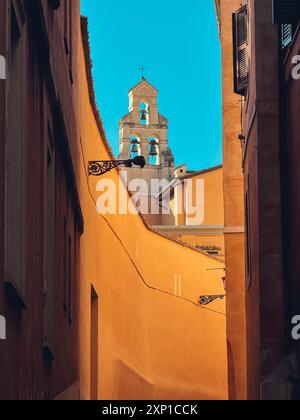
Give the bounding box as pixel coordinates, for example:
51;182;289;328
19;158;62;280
273;0;300;24
281;23;293;47
233;5;248;96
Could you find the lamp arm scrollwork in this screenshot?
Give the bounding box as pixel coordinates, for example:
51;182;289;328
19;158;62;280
199;295;226;306
88;156;146;177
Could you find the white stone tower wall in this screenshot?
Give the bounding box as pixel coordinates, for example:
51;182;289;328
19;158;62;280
119;79;175;190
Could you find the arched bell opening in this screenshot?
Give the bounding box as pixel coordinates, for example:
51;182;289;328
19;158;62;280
148;137;159;165
140;102;149;126
130;136;141;159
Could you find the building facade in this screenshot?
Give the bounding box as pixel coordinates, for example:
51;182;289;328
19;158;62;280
0;0;229;400
155;165;225;260
239;0;300;400
215;0;248;400
119;78;175;187
217;0;300;400
119;79;225;259
0;0;83;399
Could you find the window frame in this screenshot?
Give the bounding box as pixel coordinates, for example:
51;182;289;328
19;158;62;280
232;5;249;96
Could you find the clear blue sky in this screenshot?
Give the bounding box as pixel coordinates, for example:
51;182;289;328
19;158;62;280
81;0;222;171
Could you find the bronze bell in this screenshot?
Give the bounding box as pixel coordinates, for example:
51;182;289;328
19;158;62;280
140;110;148;121
149;141;158;157
131;143;139;154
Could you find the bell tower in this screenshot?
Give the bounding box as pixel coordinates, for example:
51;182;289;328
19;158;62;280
119;78;174;176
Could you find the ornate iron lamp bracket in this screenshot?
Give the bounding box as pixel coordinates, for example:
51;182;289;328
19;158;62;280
199;295;226;306
88;156;146;177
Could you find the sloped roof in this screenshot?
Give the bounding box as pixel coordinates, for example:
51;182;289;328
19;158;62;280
157;165;223;200
128;77;159;94
182;164;223;180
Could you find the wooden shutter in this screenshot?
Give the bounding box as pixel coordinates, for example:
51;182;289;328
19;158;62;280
281;23;293;47
233;5;248;96
273;0;300;24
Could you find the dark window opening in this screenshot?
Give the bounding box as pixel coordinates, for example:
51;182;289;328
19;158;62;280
273;0;300;25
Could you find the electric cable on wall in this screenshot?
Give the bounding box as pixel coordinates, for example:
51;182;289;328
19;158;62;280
79;136;226;316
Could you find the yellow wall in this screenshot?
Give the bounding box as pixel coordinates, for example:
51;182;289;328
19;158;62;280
170;168;225;257
192;168;224;227
75;18;228;400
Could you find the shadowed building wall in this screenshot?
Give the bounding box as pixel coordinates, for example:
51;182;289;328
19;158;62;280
217;0;300;400
0;0;83;399
0;0;228;400
239;0;299;400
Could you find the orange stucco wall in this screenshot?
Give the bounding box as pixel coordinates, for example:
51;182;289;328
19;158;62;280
193;168;224;227
72;18;228;400
170;168;225;257
174;168;224;227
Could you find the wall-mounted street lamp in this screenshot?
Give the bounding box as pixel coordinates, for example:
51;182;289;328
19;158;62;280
88;156;146;177
199;295;225;306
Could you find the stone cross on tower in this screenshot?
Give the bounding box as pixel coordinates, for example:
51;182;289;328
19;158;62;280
139;65;146;79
